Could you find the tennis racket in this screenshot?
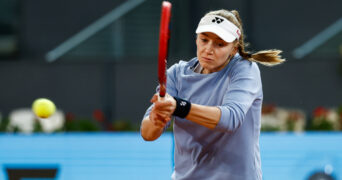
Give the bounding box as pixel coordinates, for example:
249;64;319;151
158;1;172;97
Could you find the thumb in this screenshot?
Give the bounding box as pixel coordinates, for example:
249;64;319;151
150;94;159;103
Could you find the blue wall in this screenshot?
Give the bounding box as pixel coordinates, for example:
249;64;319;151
0;132;341;179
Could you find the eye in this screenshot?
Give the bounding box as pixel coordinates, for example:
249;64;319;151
200;38;208;43
214;42;224;47
215;41;227;47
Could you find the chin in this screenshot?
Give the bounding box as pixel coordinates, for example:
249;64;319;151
199;61;211;69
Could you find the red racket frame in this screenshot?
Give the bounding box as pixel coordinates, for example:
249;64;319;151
158;1;172;97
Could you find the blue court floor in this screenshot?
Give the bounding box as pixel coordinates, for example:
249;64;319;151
0;132;341;179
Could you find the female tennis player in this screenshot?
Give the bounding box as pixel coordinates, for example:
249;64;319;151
141;9;284;180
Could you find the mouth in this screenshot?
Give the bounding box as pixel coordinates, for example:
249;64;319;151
202;57;213;61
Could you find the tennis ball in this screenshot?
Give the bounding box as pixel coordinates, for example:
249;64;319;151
32;98;56;118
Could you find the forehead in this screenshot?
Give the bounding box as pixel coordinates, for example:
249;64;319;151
199;32;224;41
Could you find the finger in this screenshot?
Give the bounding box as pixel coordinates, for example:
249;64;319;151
154;101;173;110
155;113;171;122
164;116;171;122
155;106;174;116
152;105;173;120
152;117;166;127
151;111;169;122
150;94;159;103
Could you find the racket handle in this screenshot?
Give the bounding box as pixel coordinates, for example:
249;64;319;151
159;84;166;97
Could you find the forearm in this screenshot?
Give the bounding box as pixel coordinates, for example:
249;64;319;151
140;116;164;141
185;104;221;129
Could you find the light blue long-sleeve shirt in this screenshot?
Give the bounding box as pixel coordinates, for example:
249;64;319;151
143;54;263;180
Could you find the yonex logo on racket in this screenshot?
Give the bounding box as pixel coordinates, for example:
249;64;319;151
212;17;224;24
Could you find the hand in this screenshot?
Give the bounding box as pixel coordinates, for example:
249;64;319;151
149;93;176;128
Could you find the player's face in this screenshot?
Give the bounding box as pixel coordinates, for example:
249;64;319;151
196;32;237;74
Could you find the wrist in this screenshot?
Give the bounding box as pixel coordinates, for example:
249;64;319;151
172;96;191;118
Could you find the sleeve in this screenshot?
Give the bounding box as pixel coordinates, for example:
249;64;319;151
214;61;262;132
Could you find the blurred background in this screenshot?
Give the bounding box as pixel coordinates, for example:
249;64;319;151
0;0;341;179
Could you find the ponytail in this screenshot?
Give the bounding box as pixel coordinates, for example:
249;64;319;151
239;47;285;66
208;10;285;66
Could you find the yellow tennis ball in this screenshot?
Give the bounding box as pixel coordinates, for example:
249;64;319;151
32;98;56;118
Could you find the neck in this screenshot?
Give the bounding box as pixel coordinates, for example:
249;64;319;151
201;57;232;74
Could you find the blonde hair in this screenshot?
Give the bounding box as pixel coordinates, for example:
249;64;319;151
206;10;285;66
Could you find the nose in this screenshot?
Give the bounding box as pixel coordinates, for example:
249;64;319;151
204;42;214;54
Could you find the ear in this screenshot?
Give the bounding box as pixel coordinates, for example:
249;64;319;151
231;46;238;56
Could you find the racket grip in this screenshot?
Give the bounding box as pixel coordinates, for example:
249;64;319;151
159;84;166;97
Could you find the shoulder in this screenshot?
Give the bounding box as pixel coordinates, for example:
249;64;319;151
228;55;263;91
168;57;198;73
230;55;260;77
